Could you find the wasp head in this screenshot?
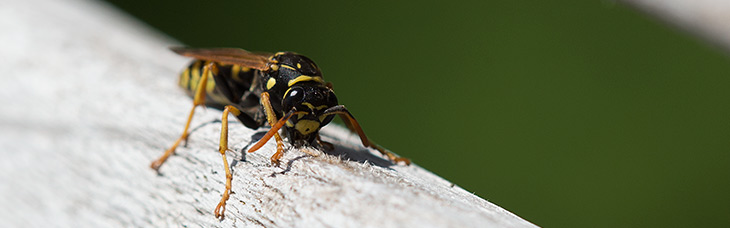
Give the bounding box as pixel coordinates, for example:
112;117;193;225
281;81;338;146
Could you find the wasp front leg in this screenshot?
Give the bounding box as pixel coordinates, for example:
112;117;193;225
251;92;287;166
316;134;335;151
324;105;411;165
151;62;219;171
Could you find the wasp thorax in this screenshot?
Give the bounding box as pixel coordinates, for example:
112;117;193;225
273;52;322;76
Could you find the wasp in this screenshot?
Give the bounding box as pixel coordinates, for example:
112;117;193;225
150;47;410;219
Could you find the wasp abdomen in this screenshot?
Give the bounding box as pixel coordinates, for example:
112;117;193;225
178;60;257;107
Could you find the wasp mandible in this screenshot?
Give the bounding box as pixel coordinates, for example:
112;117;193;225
149;47;410;219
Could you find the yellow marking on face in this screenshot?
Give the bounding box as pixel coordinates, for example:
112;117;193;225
286;120;294;127
315;105;328;110
301;102;315;110
297;113;306;119
270;64;280;71
288;75;324;87
319;115;327;123
281;64;297;71
295;120;320;135
296;63;302;69
266;78;277;90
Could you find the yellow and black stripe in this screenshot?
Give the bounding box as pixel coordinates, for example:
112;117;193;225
178;60;255;107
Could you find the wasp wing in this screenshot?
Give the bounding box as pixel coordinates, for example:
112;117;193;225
170;47;273;71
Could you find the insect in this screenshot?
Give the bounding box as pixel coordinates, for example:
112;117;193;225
150;47;411;219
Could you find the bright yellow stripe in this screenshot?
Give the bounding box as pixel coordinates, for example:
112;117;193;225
288;75;324;87
179;68;190;89
281;64;296;71
283;87;293;100
190;61;202;90
231;65;241;81
205;73;216;93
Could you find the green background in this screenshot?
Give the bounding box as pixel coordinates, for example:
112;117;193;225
103;0;730;227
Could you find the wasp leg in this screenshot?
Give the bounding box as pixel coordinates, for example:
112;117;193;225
213;105;239;219
323;105;411;165
151;62;219;171
316;134;335;151
248;92;286;166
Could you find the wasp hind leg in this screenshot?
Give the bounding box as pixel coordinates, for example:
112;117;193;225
151;62;219;171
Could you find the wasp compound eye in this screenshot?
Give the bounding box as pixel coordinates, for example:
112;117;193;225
284;87;305;110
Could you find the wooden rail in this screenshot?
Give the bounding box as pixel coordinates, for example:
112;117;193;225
0;0;536;227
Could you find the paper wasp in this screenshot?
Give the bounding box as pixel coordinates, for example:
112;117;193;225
150;47;410;219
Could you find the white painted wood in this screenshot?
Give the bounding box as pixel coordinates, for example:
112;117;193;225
0;0;536;227
619;0;730;52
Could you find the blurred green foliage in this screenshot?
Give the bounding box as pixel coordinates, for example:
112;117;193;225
103;0;730;227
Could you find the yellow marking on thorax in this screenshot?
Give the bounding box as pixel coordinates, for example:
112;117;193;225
288;75;324;87
281;64;297;71
270;64;280;71
266;78;277;90
295;120;320;135
296;63;302;69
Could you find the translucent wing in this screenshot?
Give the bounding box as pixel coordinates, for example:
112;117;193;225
170;47;273;71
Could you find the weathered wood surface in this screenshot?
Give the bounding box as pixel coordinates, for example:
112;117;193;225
620;0;730;53
0;0;536;227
